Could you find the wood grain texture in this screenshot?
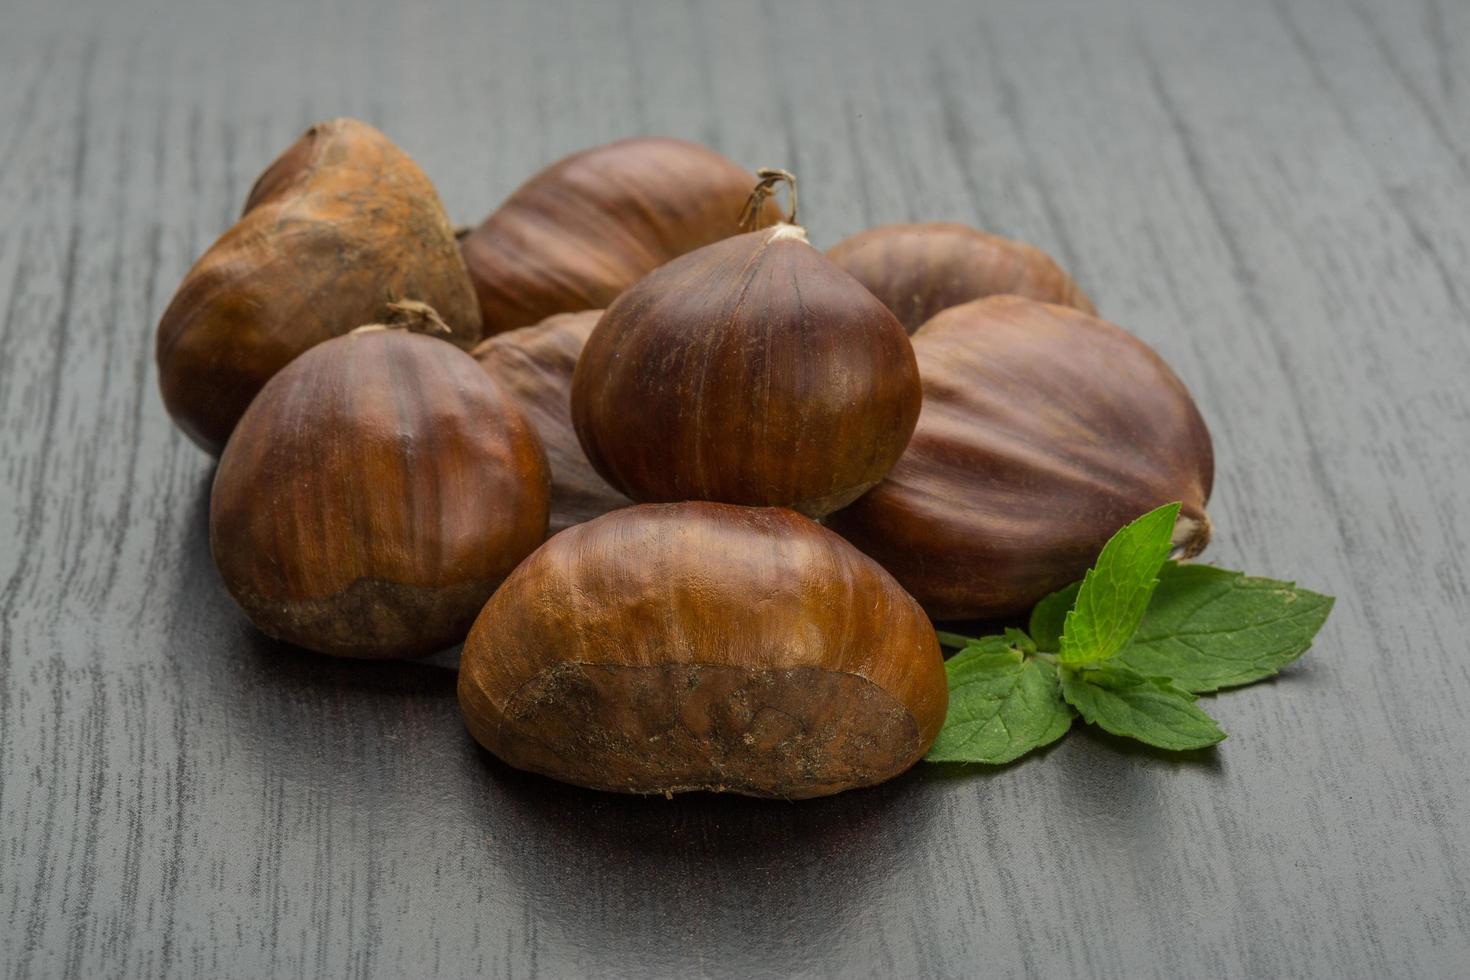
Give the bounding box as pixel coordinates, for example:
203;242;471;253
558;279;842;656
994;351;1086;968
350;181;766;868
1;0;1467;977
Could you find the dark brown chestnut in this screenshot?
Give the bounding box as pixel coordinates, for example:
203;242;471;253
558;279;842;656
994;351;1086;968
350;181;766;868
827;222;1096;333
459;137;783;336
828;295;1213;621
157;118;482;455
471;310;630;536
571;182;922;519
458;502;948;799
210;311;549;658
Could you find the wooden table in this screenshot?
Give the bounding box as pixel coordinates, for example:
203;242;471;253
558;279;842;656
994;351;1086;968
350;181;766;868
3;0;1467;976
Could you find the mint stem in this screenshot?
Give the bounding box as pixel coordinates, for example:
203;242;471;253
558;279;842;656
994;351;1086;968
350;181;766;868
936;630;976;650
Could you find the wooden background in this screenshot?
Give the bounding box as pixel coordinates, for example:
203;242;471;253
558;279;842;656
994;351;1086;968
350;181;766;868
2;0;1467;976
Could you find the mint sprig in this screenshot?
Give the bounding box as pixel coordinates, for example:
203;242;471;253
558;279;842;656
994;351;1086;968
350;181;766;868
926;503;1333;765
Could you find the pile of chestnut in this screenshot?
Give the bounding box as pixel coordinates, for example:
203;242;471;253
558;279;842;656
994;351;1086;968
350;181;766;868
159;119;1213;799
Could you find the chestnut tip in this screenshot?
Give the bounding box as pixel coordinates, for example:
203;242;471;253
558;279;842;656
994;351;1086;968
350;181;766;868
740;167;798;229
766;223;809;244
350;299;453;337
1172;511;1213;560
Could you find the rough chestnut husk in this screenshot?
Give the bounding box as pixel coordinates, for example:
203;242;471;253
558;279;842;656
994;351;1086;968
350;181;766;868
157;118;482;455
827;222;1096;333
571;222;922;518
211;324;549;658
828;295;1213;621
460;137;783;335
458;502;948;799
472;311;630;536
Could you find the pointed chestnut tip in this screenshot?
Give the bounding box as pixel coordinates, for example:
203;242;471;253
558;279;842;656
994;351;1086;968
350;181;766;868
1172;511;1213;560
768;223;809;244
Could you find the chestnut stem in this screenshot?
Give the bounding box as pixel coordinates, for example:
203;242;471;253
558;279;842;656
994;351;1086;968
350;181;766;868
740;167;798;230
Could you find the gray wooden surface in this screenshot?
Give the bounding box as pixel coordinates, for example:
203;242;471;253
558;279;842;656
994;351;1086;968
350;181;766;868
2;0;1468;976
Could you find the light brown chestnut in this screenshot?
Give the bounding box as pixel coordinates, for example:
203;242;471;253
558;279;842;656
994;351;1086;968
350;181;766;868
157;118;482;455
458;502;948;799
459;137;783;335
828;295;1213;621
571;183;922;518
211;312;549;658
472;311;630;536
827;222;1096;333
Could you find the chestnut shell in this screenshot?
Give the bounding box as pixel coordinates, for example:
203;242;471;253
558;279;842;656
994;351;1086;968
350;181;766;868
472;311;631;536
458;502;948;799
827;296;1214;621
211;329;549;658
460;137;783;335
156;118;482;455
827;222;1096;333
571;225;922;518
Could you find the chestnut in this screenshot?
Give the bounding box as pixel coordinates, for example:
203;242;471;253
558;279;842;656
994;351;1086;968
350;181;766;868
827;222;1096;333
457;502;947;799
460;137;783;335
471;310;630;536
571;179;922;518
156;118;482;455
828;295;1213;621
210;311;549;658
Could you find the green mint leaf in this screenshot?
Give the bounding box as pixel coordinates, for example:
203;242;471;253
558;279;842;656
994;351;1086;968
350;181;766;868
1059;502;1182;665
1116;562;1335;692
926;637;1074;764
1029;581;1081;653
1060;663;1225;751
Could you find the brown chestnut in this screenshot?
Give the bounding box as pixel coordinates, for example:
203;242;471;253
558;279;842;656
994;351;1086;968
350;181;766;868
157;118;482;455
458;502;947;799
828;295;1213;621
827;222;1096;333
571;182;922;519
471;310;630;536
210;312;549;658
459;138;783;336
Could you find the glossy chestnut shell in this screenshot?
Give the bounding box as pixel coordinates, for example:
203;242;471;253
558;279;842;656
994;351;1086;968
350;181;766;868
460;137;782;335
157;118;482;455
827;222;1096;333
458;502;948;799
472;311;630;536
571;225;922;518
828;295;1213;621
211;329;549;658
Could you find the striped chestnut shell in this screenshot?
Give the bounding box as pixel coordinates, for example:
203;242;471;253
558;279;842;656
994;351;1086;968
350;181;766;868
472;311;630;537
211;324;548;658
460;137;782;336
571;222;922;518
828;295;1213;621
828;221;1095;333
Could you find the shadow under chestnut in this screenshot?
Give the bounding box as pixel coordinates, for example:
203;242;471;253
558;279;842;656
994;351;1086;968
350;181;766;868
464;745;943;971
